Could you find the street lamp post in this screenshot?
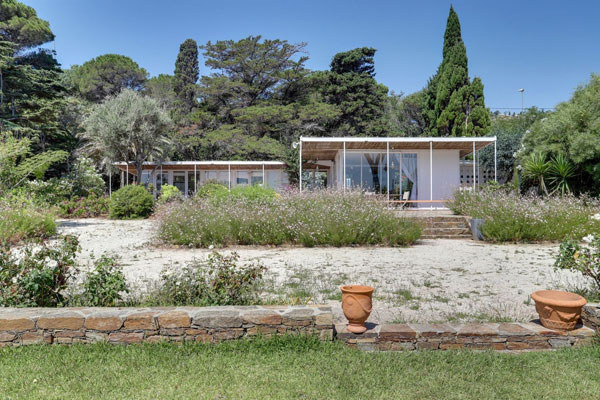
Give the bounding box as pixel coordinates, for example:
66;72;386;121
518;88;525;113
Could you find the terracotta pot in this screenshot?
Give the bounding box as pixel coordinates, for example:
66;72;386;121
340;285;373;334
531;290;587;330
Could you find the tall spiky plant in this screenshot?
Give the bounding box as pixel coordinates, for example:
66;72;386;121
548;153;576;196
522;152;550;195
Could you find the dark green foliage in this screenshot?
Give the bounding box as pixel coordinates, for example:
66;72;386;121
109;185;154;219
422;6;490;137
521;74;600;194
385;91;428;137
145;74;176;109
0;235;79;307
70;54;148;102
0;0;54;53
146;252;266;306
77;254;129;306
479;108;550;184
58;194;109;218
314;47;388;135
173;39;199;113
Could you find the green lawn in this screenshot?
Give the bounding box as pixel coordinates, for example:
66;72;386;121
1;336;599;399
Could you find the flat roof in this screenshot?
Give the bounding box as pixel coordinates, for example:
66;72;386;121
300;136;496;160
114;160;286;175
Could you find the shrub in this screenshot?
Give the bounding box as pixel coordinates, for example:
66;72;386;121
76;254;129;306
158;190;422;247
195;182;229;199
68;157;105;197
158;184;181;204
58;194;109;218
229;185;276;202
554;232;600;299
0;235;79;307
0;198;57;245
109;185;154;219
448;188;600;242
144;252;266;306
10;178;72;205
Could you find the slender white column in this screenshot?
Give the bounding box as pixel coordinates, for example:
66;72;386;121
120;170;123;188
228;163;231;191
194;164;197;194
126;163;128;186
262;163;265;187
343;141;346;192
386;141;390;203
109;171;112;198
473;141;476;191
429;141;433;202
494;140;497;182
299;141;302;192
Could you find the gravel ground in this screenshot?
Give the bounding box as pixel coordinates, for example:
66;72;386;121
58;218;587;324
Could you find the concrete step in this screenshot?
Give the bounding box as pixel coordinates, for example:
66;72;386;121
430;221;469;229
421;234;472;240
423;227;471;236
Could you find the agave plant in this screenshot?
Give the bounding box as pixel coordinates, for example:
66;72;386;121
548;153;576;196
522;152;550;195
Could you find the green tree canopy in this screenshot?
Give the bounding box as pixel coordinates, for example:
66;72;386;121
423;6;490;137
0;0;53;54
81;89;172;180
313;47;388;136
70;54;148;102
174;39;199;114
521;74;600;193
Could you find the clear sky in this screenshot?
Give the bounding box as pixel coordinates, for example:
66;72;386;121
23;0;600;112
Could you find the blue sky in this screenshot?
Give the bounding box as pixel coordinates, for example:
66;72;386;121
23;0;600;111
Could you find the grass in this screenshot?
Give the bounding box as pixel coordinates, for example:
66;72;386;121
448;189;600;242
0;336;599;399
157;190;422;247
0;203;56;245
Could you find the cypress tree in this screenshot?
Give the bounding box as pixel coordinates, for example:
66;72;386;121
174;38;199;113
423;6;490;136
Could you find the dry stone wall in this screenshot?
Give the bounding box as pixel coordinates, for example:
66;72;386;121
0;306;333;346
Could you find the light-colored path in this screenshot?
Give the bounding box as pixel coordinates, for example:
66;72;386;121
58;218;585;324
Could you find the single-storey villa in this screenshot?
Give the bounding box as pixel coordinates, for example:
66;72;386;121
114;160;289;195
298;136;497;207
114;136;496;207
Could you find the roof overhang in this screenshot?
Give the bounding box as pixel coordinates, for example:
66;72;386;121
114;160;286;175
300;136;496;160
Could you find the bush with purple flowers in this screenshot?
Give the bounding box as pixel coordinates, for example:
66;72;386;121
158;190;421;247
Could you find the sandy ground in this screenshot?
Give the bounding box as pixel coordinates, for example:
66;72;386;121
58;218;587;324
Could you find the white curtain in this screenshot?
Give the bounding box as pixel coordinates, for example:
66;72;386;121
402;154;418;201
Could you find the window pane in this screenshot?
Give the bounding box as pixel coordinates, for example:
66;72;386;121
267;170;281;190
251;171;263;186
173;174;185;193
236;171;249;185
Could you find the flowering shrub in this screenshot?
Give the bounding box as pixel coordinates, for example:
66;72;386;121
58;194;110;218
448;189;600;242
75;254;129;306
195;182;229;199
0;235;79;307
158;184;181;204
144;252;266;306
555;233;600;296
158;190;422;247
109;185;154;219
0;198;57;245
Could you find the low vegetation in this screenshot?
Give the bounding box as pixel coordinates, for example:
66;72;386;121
58;194;110;218
448;188;600;242
555;232;600;301
0;198;57;245
109;185;155;219
158;189;422;247
142;252;266;306
0;336;599;399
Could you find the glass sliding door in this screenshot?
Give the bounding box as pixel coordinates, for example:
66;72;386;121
343;151;417;202
173;173;186;194
345;152;387;193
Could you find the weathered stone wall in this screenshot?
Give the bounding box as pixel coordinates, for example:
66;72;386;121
0;306;333;346
335;322;596;352
582;303;600;334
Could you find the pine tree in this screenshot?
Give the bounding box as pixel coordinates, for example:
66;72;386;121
174;38;199;113
423;6;490;137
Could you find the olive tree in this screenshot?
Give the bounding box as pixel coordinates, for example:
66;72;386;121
81;89;172;182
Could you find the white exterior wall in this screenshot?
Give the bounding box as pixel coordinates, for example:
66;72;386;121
415;149;460;207
329;148;461;204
